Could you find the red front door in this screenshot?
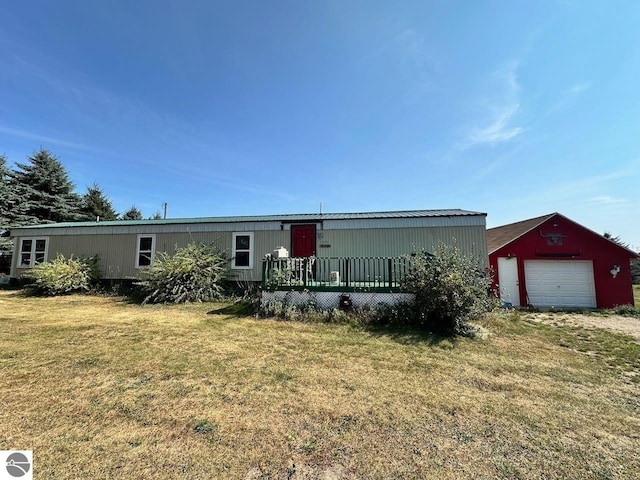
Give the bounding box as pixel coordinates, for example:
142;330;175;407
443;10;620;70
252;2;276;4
291;225;316;257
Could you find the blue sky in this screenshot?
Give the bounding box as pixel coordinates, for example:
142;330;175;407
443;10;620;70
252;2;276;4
1;1;639;248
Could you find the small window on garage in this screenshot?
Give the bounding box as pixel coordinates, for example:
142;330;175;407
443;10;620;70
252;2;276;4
232;232;253;269
19;237;49;267
136;234;156;268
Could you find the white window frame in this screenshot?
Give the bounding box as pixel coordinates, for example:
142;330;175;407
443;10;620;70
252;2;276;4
135;234;156;269
231;232;254;269
19;237;49;268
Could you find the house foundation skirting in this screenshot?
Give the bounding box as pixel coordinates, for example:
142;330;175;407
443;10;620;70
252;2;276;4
261;290;414;311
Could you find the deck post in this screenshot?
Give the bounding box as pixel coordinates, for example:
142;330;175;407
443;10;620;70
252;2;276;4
345;258;350;287
262;258;268;287
388;258;393;288
303;258;308;287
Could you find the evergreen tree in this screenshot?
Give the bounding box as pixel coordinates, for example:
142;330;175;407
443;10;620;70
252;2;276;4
10;148;82;224
604;232;639;284
603;232;629;248
0;155;20;255
149;212;163;220
80;183;118;221
121;205;143;220
632;257;640;285
0;155;13;228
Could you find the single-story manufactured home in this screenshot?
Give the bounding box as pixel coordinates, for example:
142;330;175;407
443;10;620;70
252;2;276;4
10;209;488;290
488;213;638;309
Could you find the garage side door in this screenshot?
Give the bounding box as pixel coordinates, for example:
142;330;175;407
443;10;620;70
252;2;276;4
524;260;596;308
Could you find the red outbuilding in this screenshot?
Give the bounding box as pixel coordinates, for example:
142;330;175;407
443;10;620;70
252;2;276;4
487;213;638;309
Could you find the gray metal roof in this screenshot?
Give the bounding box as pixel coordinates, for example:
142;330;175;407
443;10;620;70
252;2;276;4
10;209;486;231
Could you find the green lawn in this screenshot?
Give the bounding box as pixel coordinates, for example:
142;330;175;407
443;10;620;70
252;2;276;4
0;291;639;479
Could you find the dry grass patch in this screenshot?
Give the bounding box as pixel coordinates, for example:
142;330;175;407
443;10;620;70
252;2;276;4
1;291;639;479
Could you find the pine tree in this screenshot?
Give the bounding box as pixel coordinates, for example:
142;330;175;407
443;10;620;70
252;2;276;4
121;205;143;220
10;149;82;224
0;155;20;255
0;155;13;228
80;183;118;221
604;232;639;284
603;232;629;248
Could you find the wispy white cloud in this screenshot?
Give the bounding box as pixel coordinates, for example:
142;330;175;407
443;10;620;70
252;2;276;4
471;143;526;181
563;82;591;97
395;29;441;75
589;195;628;206
559;167;636;195
519;161;639;207
167;166;298;203
0;125;88;150
543;81;591;117
358;28;440;101
461;61;524;148
467;103;523;145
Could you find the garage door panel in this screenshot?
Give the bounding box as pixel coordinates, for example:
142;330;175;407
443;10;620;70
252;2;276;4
524;260;596;308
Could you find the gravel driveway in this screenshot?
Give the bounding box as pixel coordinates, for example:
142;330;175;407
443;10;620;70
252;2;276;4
531;312;640;342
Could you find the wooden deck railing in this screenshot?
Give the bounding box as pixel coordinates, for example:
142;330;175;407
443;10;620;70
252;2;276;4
262;256;409;292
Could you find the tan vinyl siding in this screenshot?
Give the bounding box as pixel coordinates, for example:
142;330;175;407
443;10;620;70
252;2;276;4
19;231;290;281
10;214;487;281
315;226;488;264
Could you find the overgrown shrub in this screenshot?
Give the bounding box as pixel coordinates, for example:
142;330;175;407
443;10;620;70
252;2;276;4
612;304;640;317
25;254;100;296
362;301;418;328
401;243;497;336
136;242;228;304
258;296;354;324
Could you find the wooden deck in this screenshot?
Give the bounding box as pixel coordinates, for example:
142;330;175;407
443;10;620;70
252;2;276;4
262;256;407;292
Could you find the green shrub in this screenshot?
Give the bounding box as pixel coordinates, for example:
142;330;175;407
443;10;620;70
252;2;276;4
25;254;100;296
137;242;228;304
258;295;355;324
363;301;418;328
612;304;640;317
401;243;497;336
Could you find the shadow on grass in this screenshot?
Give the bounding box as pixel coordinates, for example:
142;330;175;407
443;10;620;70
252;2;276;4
0;285;30;295
363;324;460;347
0;282;24;292
207;301;255;318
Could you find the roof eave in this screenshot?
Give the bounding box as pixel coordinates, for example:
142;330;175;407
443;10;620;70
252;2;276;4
487;213;557;255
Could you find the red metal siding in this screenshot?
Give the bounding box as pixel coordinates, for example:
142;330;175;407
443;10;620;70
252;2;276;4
489;214;637;308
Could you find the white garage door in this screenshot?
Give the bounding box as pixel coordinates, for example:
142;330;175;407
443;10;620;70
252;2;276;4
524;260;596;308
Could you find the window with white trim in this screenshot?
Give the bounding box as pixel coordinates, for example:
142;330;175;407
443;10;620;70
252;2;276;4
19;237;49;268
136;234;156;268
232;232;253;269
